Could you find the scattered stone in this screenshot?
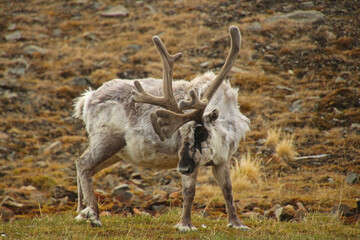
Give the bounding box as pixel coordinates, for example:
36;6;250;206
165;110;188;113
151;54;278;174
243;211;260;218
7;23;17;31
236;198;261;211
126;44;142;53
100;5;129;17
294;208;307;220
8;67;25;77
351;123;360;130
5;31;22;41
3;91;18;100
112;184;130;192
0;165;13;171
0;207;14;220
169;191;182;199
104;174;116;188
289;99;303;113
0;132;9;139
69;77;93;87
20;185;37;191
130;172;142;179
246;21;262;33
335;76;346;83
23;45;49;55
276;85;293;92
32;161;48;168
345;172;359;185
265;10;325;24
112;184;133;202
331;204;350;217
43;141;62;155
51;186;77;202
151;204;165;212
160;185;179;194
200;61;210;68
274;205;296;221
52;28;62;37
264;203;282;218
263;54;276;63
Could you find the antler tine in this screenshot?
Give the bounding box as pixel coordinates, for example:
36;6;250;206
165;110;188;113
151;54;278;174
202;26;241;102
131;36;183;114
134;27;241;141
178;26;241;114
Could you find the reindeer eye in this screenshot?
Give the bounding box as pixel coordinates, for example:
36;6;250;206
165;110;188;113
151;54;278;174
194;126;208;143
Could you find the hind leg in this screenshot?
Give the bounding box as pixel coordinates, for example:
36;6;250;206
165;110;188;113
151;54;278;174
75;129;126;227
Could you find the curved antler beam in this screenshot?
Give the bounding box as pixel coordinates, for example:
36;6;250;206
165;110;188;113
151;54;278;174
131;36;183;114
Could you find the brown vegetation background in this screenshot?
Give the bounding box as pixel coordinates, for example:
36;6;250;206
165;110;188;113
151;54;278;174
0;0;359;221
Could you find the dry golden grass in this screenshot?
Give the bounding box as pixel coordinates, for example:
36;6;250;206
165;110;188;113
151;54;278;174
265;128;281;150
276;134;296;162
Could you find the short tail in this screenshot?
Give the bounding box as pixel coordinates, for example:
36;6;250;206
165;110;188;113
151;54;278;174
73;89;93;120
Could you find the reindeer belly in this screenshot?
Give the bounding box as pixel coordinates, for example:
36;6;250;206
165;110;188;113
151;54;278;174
116;143;179;169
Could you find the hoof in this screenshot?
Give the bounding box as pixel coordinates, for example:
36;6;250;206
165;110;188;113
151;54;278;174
90;219;102;228
227;222;251;231
75;214;86;221
174;223;197;232
75;207;102;227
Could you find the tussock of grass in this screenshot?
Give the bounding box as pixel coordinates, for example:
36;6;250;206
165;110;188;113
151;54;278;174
265;128;282;150
276;134;296;162
231;153;262;193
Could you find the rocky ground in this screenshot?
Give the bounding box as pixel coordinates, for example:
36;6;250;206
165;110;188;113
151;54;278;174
0;0;359;224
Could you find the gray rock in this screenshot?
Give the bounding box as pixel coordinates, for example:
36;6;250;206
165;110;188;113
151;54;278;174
52;28;62;37
246;21;262;33
151;204;165;212
265;10;325;24
345;172;359;184
264;203;282;218
23;45;49;55
274;207;284;220
160;185;180;194
32;161;48;168
274;205;296;221
44;141;62;154
112;184;130;192
351;123;360;130
200;61;210;68
115;190;133;202
331;204;350;216
8;67;25;76
5;31;22;41
100;5;129;17
7;23;17;31
70;77;92;87
289;99;303;113
294;208;307;220
0;207;14;220
3;91;18;100
104;174;116;188
112;184;133;201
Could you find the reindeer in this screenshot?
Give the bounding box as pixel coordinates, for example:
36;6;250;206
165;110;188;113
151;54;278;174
73;26;250;231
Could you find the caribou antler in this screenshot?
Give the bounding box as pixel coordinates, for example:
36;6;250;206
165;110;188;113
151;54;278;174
131;36;183;114
132;26;241;141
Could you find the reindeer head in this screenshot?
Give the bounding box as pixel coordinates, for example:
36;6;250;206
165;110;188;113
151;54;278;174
132;26;241;175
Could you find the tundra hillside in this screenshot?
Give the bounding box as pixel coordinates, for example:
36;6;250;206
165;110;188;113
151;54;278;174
0;0;359;230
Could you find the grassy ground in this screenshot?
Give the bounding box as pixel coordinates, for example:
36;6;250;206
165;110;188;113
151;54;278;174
2;209;359;240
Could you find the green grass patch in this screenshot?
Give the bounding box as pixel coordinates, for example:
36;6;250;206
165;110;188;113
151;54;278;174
1;209;359;239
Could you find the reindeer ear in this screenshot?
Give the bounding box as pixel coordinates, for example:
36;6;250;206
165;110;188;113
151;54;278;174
208;109;219;123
